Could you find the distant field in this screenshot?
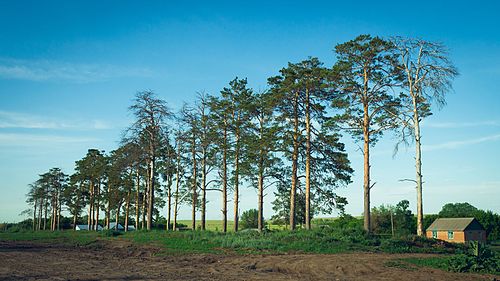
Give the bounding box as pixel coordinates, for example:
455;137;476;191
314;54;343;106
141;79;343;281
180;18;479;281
174;218;340;231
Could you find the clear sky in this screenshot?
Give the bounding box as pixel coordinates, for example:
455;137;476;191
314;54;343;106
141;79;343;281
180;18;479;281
1;1;499;222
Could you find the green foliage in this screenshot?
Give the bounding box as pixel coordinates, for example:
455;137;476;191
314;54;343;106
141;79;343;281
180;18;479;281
371;200;415;236
405;244;500;275
438;202;500;240
447;244;500;274
239;209;261;229
0;226;459;256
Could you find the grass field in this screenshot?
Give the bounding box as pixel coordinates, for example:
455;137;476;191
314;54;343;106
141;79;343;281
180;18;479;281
0;226;457;255
175;218;338;232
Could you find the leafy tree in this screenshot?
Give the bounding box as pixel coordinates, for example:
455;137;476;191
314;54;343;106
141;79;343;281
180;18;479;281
209;94;232;232
270;58;353;230
438;202;479;218
126;91;172;230
333;34;400;233
245;91;283;232
371;200;414;236
221;77;254;232
240;209;264;229
392;37;458;236
75;149;107;231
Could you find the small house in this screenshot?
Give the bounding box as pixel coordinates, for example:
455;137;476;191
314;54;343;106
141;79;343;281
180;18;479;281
105;222;125;231
426;218;486;243
75;224;103;231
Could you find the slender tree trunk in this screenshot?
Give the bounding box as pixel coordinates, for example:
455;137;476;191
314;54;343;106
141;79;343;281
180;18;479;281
88;181;93;230
141;186;146;230
166;183;171;230
414;101;424;236
115;203;121;231
201;149;207;230
258;163;264;232
57;193;61;230
96;181;100;231
363;102;371;233
290;91;299;230
44;197;48;230
222;125;228;233
147;157;155;231
135;169;140;230
38;199;42;230
33;199;37;231
73;212;77;231
50;203;54;231
257;115;265;233
191;135;197;231
234;133;240;232
106;183;111;230
173;147;181;231
305;89;312;230
125;188;131;232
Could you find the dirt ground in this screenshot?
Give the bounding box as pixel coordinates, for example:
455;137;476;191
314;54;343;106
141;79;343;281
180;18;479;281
0;240;495;281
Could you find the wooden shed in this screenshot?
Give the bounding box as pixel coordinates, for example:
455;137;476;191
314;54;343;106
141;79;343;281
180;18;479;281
426;218;486;243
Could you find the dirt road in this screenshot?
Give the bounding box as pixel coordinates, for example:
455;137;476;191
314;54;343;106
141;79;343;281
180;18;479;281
0;240;494;281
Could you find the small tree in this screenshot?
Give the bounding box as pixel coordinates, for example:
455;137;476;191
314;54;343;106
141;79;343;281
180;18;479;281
240;209;263;230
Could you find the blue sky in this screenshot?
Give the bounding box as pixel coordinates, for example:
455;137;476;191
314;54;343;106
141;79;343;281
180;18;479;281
1;1;499;222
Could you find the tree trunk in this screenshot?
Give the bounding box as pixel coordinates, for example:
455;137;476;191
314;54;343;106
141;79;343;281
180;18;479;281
414;101;424;236
96;181;100;231
173;147;181;231
258;163;264;232
88;181;93;230
33;199;37;231
73;212;77;231
125;188;131;232
222;125;228;233
44;197;48;230
115;204;121;231
233;133;240;232
141;185;146;230
57;193;61;230
363;102;371;233
147;156;155;231
289;90;299;230
201;149;207;231
135;169;140;230
191;135;197;231
38;198;43;230
305;89;311;230
106;183;111;230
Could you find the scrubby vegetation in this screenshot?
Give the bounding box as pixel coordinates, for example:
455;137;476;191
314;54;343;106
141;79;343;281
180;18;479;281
405;244;500;275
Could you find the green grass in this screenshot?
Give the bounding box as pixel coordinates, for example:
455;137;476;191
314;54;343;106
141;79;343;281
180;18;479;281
0;226;458;256
0;230;99;246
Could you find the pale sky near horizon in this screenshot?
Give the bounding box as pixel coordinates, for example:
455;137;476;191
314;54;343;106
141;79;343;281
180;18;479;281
1;1;499;222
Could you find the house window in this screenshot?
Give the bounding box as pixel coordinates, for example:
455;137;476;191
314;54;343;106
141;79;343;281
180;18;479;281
432;231;437;238
448;231;454;239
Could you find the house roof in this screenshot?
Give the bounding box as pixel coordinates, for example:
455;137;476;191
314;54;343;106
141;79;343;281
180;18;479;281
426;218;484;231
76;224;103;230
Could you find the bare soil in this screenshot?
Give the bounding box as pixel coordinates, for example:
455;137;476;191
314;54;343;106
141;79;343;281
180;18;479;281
0;240;495;281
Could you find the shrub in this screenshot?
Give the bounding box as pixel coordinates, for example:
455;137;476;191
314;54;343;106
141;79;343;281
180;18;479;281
447;244;500;274
240;209;264;229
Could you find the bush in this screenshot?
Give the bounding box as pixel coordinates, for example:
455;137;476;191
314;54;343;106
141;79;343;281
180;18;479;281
447;243;500;274
240;209;264;229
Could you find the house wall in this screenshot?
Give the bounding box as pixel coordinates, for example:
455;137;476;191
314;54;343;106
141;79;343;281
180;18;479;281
426;230;466;243
464;230;487;242
426;230;487;243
